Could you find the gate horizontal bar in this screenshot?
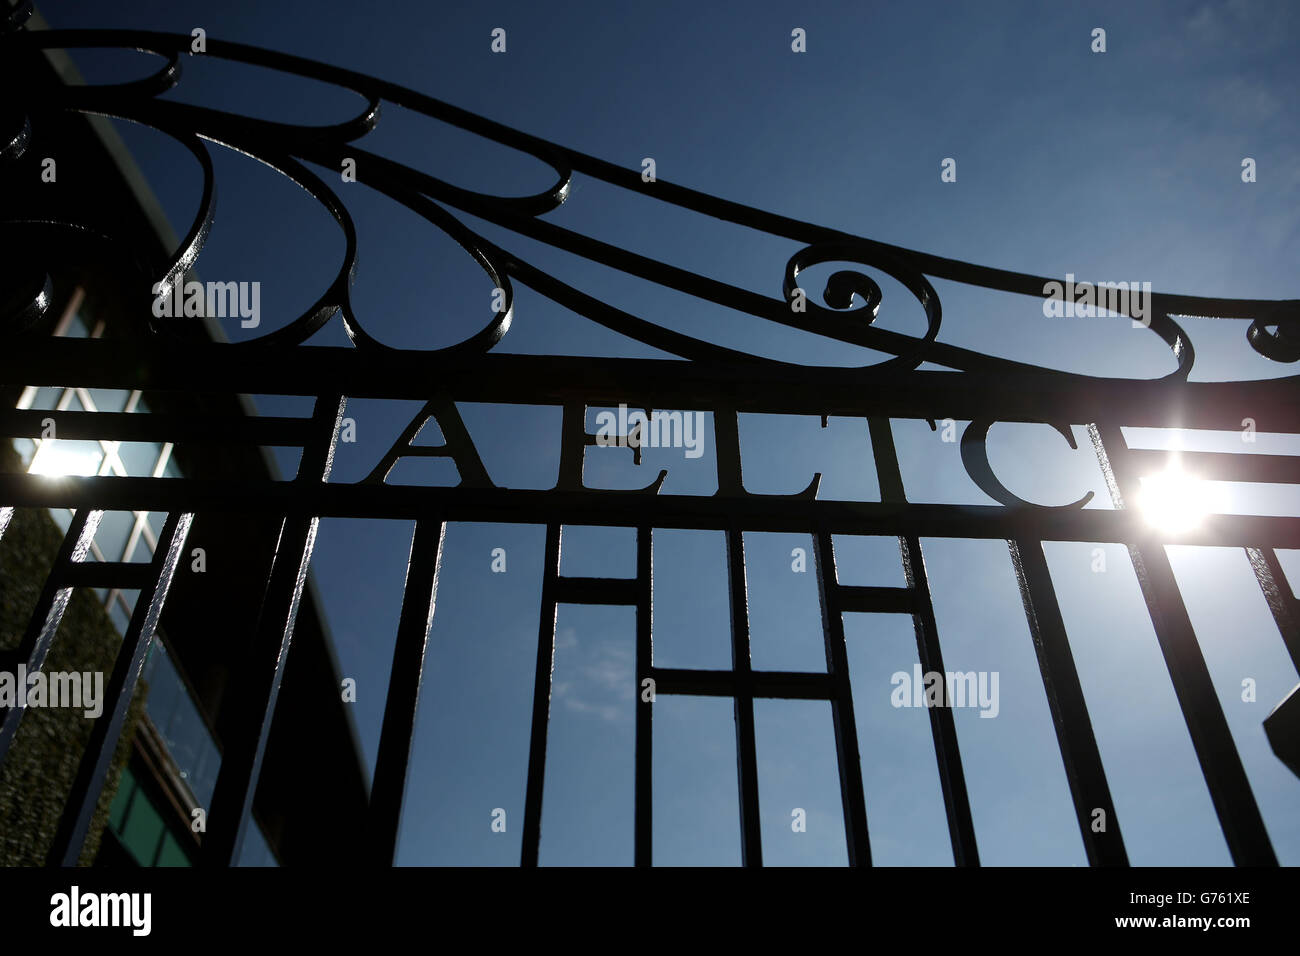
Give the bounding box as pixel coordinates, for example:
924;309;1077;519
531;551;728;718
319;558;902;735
0;408;311;446
2;475;1296;547
652;667;834;699
553;575;639;605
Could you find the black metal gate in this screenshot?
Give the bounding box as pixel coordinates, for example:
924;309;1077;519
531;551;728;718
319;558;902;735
2;8;1297;867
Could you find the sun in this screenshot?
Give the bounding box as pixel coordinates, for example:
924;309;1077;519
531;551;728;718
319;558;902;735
1137;462;1213;534
28;441;101;479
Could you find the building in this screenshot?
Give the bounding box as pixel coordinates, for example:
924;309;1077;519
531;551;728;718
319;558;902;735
0;15;369;866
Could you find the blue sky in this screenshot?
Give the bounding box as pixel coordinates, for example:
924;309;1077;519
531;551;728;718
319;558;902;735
38;0;1300;864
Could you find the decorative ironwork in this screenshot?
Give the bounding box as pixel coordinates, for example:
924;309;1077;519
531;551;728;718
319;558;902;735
1;8;1297;868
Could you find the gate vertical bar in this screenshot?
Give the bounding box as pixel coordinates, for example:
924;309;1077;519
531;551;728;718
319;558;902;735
1246;547;1300;671
899;534;982;866
0;507;101;766
521;521;561;866
871;416;980;866
46;510;193;865
715;407;764;866
1090;423;1277;866
634;525;653;866
365;517;446;865
200;393;345;866
1009;537;1128;866
814;529;871;866
725;525;763;867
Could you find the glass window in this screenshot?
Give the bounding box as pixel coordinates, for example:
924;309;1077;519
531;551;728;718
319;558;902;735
118;441;162;478
122;533;151;564
108;767;136;833
118;786;165;865
155;832;193;867
87;388;130;413
11;437;35;468
237;821;280;867
141;641;221;808
50;508;73;535
104;765;197;867
30;439;101;477
94;509;135;561
109;595;133;634
64;313;91;338
28;387;61;411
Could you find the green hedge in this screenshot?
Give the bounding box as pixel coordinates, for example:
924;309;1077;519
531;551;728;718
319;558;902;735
0;439;145;866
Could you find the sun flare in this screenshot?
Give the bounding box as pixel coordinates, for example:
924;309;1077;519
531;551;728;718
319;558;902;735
28;442;102;479
1137;463;1213;534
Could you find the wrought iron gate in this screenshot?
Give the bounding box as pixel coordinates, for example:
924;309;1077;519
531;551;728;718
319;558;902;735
2;7;1297;867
